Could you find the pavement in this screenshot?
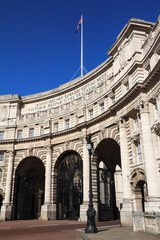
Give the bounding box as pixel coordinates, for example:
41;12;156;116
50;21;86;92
0;220;159;240
79;226;160;240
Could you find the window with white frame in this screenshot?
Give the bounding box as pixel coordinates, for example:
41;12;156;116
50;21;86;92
89;109;93;120
0;131;4;140
17;130;23;139
100;103;105;114
54;122;59;132
65;119;70;129
0;153;4;162
40;126;44;135
136;142;142;163
29;128;34;138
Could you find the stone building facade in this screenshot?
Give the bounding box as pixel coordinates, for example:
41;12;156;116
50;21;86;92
0;16;160;234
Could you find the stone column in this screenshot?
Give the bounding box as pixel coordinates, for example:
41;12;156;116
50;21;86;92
41;146;55;220
80;135;90;222
1;151;14;220
119;118;133;226
140;101;160;211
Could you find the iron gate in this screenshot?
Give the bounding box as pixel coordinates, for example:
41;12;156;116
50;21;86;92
97;167;118;221
57;153;83;220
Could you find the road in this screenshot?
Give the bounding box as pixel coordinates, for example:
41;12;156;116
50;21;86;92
0;220;120;240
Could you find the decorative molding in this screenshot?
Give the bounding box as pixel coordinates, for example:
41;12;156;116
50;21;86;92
130;168;146;190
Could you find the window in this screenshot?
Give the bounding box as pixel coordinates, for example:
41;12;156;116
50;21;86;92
134;117;139;131
65;119;70;129
54;123;59;132
100;103;105;113
137;143;142;163
155;102;158;119
89;109;93;120
0;131;4;140
29;128;34;138
0;153;4;162
17;130;23;139
40;126;44;135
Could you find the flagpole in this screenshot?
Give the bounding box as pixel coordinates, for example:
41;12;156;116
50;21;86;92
81;15;83;76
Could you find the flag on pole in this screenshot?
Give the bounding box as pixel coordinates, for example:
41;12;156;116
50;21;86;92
75;16;82;33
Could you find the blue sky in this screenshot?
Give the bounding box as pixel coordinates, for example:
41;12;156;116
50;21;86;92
0;0;159;96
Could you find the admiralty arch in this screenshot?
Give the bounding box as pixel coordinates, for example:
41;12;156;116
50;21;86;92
0;16;160;234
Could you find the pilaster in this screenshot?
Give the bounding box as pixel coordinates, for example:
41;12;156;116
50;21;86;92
1;150;14;221
41;145;55;220
140;101;160;211
79;132;89;222
119;118;133;226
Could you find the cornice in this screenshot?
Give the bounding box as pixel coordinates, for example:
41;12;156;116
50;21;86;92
108;18;154;56
0;134;51;145
0;94;21;104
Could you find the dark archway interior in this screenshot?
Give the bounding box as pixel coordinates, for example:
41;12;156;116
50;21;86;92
95;138;121;170
14;157;45;220
0;194;3;210
136;180;148;212
95;138;121;221
56;151;83;220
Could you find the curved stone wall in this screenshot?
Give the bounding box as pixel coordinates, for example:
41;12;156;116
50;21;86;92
0;16;160;233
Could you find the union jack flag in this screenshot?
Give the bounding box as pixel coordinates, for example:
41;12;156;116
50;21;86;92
75;16;82;33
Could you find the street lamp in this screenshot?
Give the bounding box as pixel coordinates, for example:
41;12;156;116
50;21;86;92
85;134;97;233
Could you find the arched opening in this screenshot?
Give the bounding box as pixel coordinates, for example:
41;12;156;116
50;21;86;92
130;169;147;212
0;194;3;212
137;181;147;212
95;138;121;221
56;151;83;220
14;157;45;220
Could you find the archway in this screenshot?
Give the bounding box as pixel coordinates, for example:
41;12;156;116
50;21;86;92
56;151;83;220
14;157;45;220
95;138;121;221
130;169;147;212
0;188;4;216
0;194;3;212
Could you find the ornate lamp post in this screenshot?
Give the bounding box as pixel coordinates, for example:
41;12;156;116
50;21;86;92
85;134;97;233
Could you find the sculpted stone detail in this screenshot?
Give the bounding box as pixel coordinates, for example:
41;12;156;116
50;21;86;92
130;131;140;144
119;47;125;69
0;106;7;121
65;141;70;150
151;120;160;136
